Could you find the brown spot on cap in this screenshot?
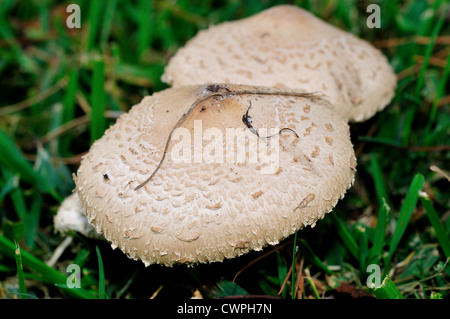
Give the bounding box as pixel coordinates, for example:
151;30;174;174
311;145;320;158
252;190;263;199
297;193;315;209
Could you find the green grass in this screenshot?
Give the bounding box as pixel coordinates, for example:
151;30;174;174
90;59;106;143
14;242;27;299
0;235;96;299
420;193;450;259
373;275;404;299
0;130;62;201
95;246;106;299
385;174;424;271
369;198;390;266
0;0;449;300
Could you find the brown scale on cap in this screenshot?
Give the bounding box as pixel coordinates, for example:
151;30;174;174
75;84;356;266
162;5;396;122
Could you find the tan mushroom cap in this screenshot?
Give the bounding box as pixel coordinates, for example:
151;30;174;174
75;84;356;266
162;5;397;122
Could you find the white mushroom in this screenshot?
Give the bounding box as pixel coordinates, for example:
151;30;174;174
162;5;397;122
54;192;103;239
74;84;356;266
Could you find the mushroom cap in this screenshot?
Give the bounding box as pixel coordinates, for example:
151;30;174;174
75;84;356;266
162;5;396;122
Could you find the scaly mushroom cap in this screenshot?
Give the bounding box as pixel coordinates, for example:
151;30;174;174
75;84;356;266
162;5;397;122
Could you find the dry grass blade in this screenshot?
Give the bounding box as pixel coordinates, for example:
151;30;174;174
150;285;163;299
436;95;450;107
0;77;67;116
41;110;123;145
278;263;293;296
374;35;450;48
294;256;305;299
46;237;73;267
41;115;90;144
23;152;87;165
430;165;450;182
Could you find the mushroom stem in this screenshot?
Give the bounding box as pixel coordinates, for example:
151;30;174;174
134;86;322;190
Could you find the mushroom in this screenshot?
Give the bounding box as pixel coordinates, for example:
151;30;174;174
54;193;103;239
162;5;396;122
73;84;356;266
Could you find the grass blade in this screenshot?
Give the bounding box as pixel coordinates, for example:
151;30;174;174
0;235;96;299
24;192;42;248
90;59;106;144
304;268;320;299
0;129;62;202
10;183;27;221
60;68;79;155
369;155;391;207
430;292;443;299
96;246;106;299
137;0;154;57
357;224;369;272
386;174;424;269
276;251;287;299
0;168;17;202
214;280;248;298
373;275;404;299
298;239;332;275
331;212;359;260
0;13;36;73
14;242;27;299
87;0;103;52
429;52;450;125
369;198;390;265
414;3;446;96
100;0;118;47
0;264;14;273
420;193;450;258
402;3;447;145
